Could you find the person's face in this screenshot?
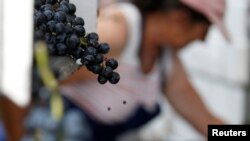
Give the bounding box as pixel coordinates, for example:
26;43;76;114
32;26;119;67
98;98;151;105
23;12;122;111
158;11;211;49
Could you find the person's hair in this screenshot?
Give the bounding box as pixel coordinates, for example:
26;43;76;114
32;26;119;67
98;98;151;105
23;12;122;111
129;0;210;24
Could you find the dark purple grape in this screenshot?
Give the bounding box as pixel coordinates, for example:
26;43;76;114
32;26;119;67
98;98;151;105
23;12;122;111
95;54;104;64
45;33;54;43
86;47;97;56
54;23;66;34
72;17;85;26
81;55;95;66
98;75;108;84
73;25;85;36
56;33;67;43
87;39;99;48
44;33;52;43
35;12;46;26
43;10;54;21
66;34;80;50
109;72;120;84
60;0;69;5
56;43;67;55
106;58;118;70
46;20;56;32
98;43;110;54
87;65;102;74
35;0;42;10
54;11;67;23
57;4;70;14
67;15;75;23
65;23;73;34
68;3;76;14
38;24;47;32
41;4;53;11
101;66;113;78
86;32;99;41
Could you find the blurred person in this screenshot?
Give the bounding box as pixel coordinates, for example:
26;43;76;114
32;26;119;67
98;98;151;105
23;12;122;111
166;0;250;140
138;0;250;140
60;0;230;140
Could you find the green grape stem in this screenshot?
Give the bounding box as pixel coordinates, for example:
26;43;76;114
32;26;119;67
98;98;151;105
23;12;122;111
34;41;64;121
80;37;87;47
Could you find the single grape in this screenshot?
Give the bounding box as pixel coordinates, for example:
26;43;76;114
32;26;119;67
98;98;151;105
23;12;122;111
54;23;66;34
57;4;70;14
86;47;97;56
56;43;67;55
35;0;42;10
98;75;108;84
45;33;55;43
56;33;67;43
87;65;102;74
101;66;113;78
86;32;99;41
98;43;110;54
54;11;67;23
72;17;85;26
87;39;99;48
109;72;120;84
46;20;56;32
95;54;104;64
43;10;54;21
81;55;95;66
41;4;53;11
66;34;80;50
68;3;76;14
106;58;118;70
35;12;46;26
60;0;69;5
73;25;85;36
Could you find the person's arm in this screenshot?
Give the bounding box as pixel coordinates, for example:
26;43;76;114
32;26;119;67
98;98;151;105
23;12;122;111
165;53;224;136
61;6;128;85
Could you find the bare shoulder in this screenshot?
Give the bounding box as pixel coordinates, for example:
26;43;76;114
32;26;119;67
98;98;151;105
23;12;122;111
98;5;127;24
97;5;129;56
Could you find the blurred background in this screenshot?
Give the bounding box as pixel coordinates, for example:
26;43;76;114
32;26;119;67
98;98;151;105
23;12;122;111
115;0;250;140
1;0;250;141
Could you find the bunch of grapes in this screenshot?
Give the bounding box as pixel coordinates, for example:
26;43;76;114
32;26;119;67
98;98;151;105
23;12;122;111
34;0;120;84
23;0;122;140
